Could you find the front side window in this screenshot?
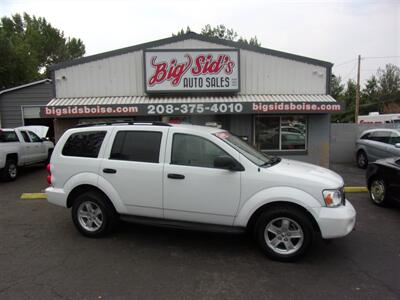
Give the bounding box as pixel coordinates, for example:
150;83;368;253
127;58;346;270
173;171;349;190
62;131;106;158
110;131;162;163
255;116;307;151
389;132;400;145
28;131;41;143
171;133;228;168
0;131;19;143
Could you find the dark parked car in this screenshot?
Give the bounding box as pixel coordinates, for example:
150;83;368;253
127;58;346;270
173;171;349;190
366;157;400;206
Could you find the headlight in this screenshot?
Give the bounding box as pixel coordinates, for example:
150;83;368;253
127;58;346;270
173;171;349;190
322;189;344;207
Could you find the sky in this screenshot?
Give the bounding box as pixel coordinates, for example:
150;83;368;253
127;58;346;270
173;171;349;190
1;0;399;87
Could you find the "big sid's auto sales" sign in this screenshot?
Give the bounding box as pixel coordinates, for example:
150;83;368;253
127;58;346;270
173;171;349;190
144;49;240;93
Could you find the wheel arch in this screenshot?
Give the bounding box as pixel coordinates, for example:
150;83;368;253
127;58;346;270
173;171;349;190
246;201;321;236
6;153;18;164
67;184;116;212
234;186;322;234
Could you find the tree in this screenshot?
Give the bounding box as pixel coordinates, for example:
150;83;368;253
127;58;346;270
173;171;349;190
0;13;85;89
331;77;357;122
376;64;400;97
173;24;261;47
330;74;345;100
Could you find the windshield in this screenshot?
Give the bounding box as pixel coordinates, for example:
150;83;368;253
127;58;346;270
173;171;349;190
214;131;279;166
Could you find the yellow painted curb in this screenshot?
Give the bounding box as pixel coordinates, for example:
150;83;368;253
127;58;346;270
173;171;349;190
20;193;47;200
344;187;368;193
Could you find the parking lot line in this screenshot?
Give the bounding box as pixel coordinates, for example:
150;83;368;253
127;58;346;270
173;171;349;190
344;187;368;193
20;193;47;200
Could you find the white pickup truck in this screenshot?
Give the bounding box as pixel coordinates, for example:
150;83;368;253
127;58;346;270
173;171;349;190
0;126;54;180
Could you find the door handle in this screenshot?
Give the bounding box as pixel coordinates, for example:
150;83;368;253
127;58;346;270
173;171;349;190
167;173;185;179
103;168;117;174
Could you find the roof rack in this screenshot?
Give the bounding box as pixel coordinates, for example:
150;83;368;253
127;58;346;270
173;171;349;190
74;121;171;128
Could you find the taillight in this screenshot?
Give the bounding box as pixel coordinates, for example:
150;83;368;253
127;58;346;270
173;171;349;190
46;163;52;185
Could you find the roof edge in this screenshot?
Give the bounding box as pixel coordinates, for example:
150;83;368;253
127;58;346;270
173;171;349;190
0;79;52;96
50;32;333;71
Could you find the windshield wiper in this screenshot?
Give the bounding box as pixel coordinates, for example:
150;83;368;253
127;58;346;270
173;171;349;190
260;156;281;167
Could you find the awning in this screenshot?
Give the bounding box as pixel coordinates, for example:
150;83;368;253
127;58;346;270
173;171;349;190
42;94;342;118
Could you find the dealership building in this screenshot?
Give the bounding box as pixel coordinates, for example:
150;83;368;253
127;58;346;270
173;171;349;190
39;32;340;166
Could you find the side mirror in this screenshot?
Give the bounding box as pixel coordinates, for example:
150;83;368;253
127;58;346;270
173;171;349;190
41;137;49;142
214;155;244;171
395;143;400;148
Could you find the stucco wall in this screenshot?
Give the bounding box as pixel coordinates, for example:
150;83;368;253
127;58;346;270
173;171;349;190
330;123;398;163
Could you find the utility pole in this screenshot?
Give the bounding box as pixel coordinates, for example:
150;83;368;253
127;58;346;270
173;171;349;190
355;54;361;123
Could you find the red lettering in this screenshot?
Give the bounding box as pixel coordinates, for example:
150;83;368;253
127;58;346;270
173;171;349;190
148;55;192;86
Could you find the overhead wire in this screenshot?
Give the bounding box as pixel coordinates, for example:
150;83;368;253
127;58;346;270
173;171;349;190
340;62;358;81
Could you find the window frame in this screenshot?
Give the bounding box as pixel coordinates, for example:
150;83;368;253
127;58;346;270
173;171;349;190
108;130;163;164
170;133;238;169
61;130;107;158
253;115;308;153
20;130;31;143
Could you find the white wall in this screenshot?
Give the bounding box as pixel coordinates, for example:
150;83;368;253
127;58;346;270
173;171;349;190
54;38;327;98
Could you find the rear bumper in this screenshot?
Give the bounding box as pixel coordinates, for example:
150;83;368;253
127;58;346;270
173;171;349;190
316;200;356;239
45;187;67;208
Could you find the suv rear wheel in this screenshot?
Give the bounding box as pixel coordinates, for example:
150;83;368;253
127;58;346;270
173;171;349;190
254;206;314;262
71;191;117;237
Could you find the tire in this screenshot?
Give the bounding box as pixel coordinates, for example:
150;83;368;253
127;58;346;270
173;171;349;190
71;191;118;238
369;177;389;206
254;206;314;262
1;158;18;181
357;150;368;169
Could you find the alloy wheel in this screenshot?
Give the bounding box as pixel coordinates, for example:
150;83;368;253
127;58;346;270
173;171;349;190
264;217;304;255
77;201;104;232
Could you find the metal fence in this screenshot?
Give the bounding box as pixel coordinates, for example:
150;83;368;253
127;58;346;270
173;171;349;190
330;123;398;163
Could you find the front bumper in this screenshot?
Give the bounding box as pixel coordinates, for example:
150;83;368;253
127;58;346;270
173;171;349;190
45;187;67;208
316;200;356;239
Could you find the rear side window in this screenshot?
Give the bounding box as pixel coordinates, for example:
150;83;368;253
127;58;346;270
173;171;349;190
371;131;391;144
0;131;19;143
62;131;106;158
110;131;162;163
360;132;371;140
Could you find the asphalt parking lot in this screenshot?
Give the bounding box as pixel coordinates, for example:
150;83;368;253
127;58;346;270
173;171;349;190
0;164;399;299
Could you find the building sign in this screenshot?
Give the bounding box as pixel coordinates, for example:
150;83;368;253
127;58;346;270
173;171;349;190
41;102;343;118
144;49;240;93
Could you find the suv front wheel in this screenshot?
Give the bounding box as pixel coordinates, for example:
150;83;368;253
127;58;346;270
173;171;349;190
254;206;314;262
71;191;117;238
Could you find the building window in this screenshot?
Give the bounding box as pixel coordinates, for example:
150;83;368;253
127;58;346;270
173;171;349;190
254;116;307;151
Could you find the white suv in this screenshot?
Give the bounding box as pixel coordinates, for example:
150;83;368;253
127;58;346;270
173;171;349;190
46;122;356;261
